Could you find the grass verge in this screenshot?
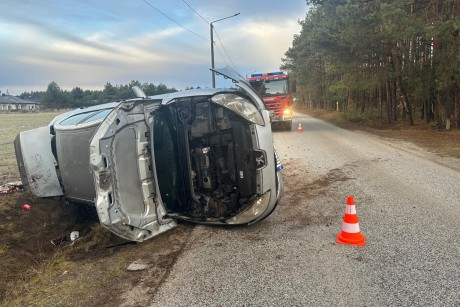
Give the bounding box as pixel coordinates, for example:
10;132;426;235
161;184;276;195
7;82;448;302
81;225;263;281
0;112;63;185
297;107;460;159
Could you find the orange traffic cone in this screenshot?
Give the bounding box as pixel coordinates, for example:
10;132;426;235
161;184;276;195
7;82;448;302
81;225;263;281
297;123;303;132
336;196;365;246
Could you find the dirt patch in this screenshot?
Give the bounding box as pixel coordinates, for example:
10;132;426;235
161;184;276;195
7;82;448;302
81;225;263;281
280;160;352;228
0;192;87;300
2;158;352;305
0;190;194;307
282;160;352;205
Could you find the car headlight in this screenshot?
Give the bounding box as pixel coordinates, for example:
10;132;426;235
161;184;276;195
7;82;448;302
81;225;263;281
226;191;271;224
212;93;265;125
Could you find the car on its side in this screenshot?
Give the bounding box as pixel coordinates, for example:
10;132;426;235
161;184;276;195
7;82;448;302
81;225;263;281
14;68;282;242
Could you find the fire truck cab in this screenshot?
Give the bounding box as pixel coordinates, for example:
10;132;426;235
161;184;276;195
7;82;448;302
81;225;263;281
247;72;293;130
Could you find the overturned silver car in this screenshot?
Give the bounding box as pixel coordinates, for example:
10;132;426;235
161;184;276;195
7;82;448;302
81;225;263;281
14;68;282;242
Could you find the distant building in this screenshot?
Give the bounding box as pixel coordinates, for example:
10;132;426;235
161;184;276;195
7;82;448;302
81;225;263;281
0;95;41;111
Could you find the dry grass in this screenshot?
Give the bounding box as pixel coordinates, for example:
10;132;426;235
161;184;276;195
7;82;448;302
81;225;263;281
0;112;63;185
297;107;460;159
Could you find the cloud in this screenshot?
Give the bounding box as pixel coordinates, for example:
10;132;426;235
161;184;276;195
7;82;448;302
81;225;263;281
0;0;306;94
212;18;301;72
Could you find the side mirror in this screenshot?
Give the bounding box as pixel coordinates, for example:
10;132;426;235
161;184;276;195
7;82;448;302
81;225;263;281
132;86;147;99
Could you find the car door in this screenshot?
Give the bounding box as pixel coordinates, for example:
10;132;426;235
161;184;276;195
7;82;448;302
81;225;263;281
89;99;176;242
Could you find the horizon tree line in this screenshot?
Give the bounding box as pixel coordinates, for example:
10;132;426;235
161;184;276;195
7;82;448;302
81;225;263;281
17;80;179;109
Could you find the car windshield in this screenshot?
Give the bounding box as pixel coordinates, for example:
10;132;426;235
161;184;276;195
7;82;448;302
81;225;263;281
249;79;288;97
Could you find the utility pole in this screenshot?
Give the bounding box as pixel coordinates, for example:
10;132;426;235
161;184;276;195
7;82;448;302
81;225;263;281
210;13;240;88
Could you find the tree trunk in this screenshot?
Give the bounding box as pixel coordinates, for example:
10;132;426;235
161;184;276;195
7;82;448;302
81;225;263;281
386;80;393;123
454;83;460;128
395;75;414;125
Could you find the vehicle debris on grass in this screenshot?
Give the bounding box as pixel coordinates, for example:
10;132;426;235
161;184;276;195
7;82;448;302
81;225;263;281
0;182;23;195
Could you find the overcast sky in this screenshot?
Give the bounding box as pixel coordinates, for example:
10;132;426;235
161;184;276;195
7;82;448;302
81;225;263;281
0;0;307;95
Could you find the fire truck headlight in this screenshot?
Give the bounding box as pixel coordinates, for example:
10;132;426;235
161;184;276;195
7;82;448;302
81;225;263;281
283;109;291;115
212;94;265;126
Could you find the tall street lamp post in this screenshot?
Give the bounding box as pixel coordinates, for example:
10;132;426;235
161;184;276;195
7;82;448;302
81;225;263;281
210;13;240;88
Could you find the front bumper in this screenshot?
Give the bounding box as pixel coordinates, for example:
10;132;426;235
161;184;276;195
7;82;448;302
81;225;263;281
269;111;292;123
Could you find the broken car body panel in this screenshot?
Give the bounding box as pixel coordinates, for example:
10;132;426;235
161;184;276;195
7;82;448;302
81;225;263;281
14;127;63;197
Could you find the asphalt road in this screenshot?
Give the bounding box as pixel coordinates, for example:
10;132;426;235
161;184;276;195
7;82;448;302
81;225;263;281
147;113;460;306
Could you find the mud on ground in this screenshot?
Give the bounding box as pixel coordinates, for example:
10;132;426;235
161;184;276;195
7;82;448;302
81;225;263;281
0;190;194;307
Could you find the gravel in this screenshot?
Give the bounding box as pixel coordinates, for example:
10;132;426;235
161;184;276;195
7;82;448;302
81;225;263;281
146;113;460;307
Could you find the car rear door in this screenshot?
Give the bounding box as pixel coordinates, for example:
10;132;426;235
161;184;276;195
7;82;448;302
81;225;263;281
89;100;176;242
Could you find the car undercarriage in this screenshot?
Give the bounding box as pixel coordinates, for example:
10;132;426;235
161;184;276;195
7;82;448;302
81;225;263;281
154;98;262;223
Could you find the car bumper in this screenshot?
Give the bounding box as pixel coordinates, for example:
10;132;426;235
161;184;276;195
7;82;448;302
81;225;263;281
269;112;292;123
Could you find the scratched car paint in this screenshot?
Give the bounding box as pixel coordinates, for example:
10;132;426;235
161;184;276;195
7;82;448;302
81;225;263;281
14;68;282;242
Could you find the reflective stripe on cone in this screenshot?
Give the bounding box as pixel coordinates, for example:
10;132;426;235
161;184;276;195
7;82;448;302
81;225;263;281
340;222;361;234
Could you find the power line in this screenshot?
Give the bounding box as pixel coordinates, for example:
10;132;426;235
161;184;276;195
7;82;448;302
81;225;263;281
213;43;229;67
179;0;238;70
181;0;209;24
213;28;238;70
141;0;208;41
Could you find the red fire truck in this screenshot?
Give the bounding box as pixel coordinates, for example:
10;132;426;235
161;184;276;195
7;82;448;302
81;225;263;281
247;71;293;130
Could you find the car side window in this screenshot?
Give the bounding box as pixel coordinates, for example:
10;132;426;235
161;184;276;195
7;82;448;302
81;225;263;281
80;109;112;124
